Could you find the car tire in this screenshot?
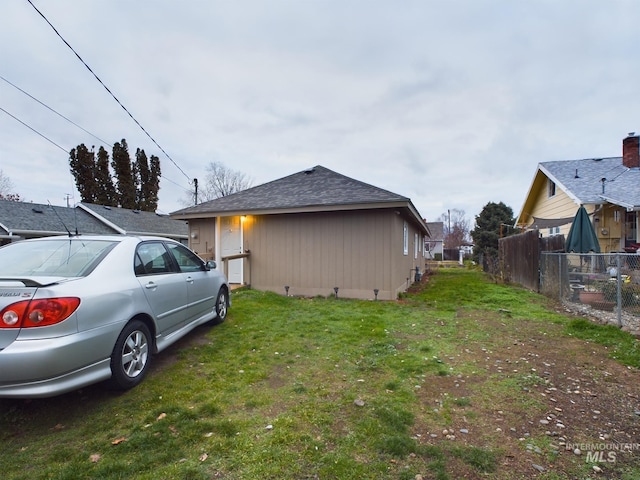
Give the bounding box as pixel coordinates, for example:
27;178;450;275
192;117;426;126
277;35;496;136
214;287;228;322
109;320;152;390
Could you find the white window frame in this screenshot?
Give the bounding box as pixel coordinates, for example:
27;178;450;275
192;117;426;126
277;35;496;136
403;222;408;255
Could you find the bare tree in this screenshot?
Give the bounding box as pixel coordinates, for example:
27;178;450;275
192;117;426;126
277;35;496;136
0;170;20;201
439;208;471;249
182;161;253;206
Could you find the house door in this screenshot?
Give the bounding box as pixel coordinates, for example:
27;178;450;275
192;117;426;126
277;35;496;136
221;216;243;284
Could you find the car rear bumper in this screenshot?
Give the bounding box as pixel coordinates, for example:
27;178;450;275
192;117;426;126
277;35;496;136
0;356;111;398
0;330;115;398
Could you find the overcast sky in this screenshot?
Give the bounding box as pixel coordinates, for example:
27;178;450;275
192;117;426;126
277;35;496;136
1;1;639;225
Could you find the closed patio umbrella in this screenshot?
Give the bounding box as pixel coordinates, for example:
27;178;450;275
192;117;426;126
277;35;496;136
565;205;601;253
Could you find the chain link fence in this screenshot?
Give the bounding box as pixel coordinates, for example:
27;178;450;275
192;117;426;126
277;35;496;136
540;252;640;327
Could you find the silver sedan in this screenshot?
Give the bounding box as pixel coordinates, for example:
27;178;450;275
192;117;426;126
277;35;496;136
0;235;230;398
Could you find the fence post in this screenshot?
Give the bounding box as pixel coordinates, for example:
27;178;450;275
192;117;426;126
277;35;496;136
616;254;622;327
558;254;562;300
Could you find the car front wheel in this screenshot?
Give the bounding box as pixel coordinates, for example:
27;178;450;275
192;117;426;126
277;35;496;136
109;320;152;390
215;287;228;322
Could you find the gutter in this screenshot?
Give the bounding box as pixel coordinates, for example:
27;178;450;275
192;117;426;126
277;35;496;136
599;195;640;212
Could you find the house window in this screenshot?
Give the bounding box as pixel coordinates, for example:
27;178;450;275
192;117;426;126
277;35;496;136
626;212;638;245
403;222;408;255
548;179;556;198
549;226;560;236
414;233;419;259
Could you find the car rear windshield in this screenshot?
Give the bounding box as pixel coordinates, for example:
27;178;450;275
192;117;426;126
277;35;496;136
0;239;118;277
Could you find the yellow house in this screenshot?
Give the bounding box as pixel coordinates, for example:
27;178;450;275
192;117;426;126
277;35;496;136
516;133;640;253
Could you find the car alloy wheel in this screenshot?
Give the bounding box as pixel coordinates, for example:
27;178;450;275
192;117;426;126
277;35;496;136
109;320;152;390
215;288;228;321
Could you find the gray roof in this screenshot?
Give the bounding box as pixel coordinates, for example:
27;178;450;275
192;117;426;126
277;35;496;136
0;200;188;239
172;165;429;235
79;203;188;238
173;165;410;215
0;200;117;237
540;156;640;209
426;222;444;241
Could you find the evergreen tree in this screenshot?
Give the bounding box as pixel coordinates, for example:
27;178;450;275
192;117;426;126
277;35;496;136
147;154;161;211
111;139;136;209
70;139;161;211
133;149;161;211
69;144;98;203
95;146;117;206
470;201;515;263
135;148;148;210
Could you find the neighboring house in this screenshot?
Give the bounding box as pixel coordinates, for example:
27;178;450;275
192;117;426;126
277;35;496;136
516;133;640;253
78;203;188;242
425;222;444;259
0;200;188;245
171;165;431;300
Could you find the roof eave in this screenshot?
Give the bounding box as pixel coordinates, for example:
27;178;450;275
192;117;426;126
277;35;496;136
126;230;189;239
172;201;431;235
4;229;72;236
599;195;640;211
538;164;584;206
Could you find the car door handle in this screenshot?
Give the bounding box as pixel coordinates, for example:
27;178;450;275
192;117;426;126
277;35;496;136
144;282;157;290
185;276;194;284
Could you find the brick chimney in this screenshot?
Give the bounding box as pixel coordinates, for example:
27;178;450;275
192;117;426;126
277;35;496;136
623;132;640;168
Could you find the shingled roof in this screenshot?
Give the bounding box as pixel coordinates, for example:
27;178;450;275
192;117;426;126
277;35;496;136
0;200;117;238
539;156;640;209
173;165;417;216
0;200;187;241
79;203;188;238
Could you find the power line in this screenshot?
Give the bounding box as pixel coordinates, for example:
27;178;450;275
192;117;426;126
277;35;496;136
26;0;192;183
1;74;192;197
2;102;192;211
0;74;111;148
0;106;68;153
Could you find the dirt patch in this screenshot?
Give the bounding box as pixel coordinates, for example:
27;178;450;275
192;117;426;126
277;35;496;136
411;309;640;479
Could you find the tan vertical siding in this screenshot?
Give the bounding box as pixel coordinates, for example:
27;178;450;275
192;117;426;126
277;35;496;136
241;209;425;300
188;219;216;260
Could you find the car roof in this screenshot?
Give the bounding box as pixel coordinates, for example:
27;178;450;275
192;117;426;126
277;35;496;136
20;235;181;243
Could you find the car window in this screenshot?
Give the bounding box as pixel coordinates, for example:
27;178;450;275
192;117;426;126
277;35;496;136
166;243;205;273
0;239;117;277
134;242;176;276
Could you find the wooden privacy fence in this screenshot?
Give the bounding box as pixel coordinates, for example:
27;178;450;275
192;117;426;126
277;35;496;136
499;230;565;292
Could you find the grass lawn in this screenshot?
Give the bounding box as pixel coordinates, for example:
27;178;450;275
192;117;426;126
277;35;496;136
1;268;639;479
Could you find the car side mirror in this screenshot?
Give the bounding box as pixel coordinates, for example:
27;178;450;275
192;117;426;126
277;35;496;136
206;260;217;270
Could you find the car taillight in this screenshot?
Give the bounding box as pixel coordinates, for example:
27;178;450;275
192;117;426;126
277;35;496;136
0;297;80;328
